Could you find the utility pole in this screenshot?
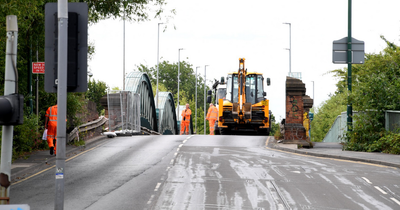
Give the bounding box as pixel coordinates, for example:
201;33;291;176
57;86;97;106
347;0;352;131
122;1;125;90
55;0;68;208
204;65;208;135
177;48;183;118
156;23;163;107
195;66;200;134
283;22;291;75
0;15;18;205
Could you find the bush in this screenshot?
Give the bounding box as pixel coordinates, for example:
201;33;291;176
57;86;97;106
274;128;283;140
12;114;47;160
367;132;400;154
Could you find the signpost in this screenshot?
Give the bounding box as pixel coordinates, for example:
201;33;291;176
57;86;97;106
32;62;45;74
332;0;365;132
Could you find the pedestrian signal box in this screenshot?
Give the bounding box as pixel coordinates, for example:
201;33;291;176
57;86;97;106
44;3;88;93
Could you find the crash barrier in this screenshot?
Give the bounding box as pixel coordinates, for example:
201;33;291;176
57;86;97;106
107;90;141;134
68;116;108;142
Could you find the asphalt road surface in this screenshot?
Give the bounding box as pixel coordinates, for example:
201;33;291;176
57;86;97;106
11;135;400;209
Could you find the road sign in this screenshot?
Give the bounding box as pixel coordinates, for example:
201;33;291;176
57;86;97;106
32;62;45;74
332;37;364;64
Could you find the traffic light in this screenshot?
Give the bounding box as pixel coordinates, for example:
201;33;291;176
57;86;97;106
44;3;88;93
0;94;24;125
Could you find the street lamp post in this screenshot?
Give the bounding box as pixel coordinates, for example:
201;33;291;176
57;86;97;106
123;2;126;90
177;48;184;118
204;65;208;135
195;66;200;134
312;81;314;108
156;23;164;107
283;22;291;75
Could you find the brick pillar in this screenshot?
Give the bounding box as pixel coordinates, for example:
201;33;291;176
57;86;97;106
284;77;313;146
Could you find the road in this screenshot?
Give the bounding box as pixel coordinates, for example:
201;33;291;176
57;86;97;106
10;135;400;209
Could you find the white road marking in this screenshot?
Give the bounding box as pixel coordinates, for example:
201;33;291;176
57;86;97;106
179;144;183;148
170;159;174;164
166;167;170;171
176;148;180;152
390;198;400;206
154;182;161;191
374;186;387;195
183;140;187;143
362;177;372;184
174;153;177;156
147;195;154;204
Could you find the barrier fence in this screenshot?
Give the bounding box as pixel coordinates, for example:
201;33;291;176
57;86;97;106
107;90;140;134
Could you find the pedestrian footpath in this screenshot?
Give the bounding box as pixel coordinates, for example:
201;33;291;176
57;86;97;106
270;139;400;169
6;135;108;184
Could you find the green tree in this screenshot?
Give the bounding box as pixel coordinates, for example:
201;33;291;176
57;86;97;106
310;92;347;142
344;37;400;152
86;79;108;114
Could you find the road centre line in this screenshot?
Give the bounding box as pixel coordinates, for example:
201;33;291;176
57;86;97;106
362;177;372;184
374;186;387;195
154;182;161;191
12;141;108;186
390;198;400;206
147;195;155;204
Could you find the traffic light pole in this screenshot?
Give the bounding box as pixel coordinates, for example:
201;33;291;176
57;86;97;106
0;15;18;205
55;0;68;209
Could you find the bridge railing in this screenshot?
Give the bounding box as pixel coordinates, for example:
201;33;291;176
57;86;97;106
106;90;140;134
385;110;400;132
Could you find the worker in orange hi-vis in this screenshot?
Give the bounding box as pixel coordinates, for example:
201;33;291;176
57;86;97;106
206;103;218;135
180;103;192;135
45;104;58;155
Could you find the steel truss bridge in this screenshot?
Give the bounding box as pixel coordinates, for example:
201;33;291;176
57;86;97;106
123;71;192;135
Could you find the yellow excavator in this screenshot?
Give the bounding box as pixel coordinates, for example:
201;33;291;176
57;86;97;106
209;58;271;135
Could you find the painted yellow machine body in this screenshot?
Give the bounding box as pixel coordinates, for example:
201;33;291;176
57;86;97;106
217;58;270;135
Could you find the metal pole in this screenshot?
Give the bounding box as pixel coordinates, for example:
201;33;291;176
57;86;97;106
204;65;208;135
29;40;33;114
55;1;68;209
36;42;39;118
156;23;163;107
312;81;314;108
123;2;125;90
289;23;291;74
0;15;18;205
195;66;200;134
347;0;352;132
177;48;183;118
283;22;291;75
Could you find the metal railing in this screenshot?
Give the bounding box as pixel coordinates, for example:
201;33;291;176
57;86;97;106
107;90;140;134
385;110;400;132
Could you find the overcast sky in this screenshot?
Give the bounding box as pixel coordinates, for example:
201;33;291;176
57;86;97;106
88;0;400;121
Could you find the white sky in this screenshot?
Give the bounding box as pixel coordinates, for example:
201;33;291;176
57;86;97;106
88;0;400;121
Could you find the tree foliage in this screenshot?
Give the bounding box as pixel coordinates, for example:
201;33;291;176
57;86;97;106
86;79;108;114
314;36;400;153
310;93;347;142
344;37;400;152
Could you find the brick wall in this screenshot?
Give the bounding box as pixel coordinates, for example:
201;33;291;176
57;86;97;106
285;95;304;124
